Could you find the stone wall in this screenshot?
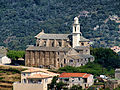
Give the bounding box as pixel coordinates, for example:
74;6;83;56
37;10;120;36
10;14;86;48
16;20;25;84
36;39;71;47
79;42;89;47
105;79;120;90
13;83;45;90
115;69;120;79
25;50;64;68
67;57;94;67
25;48;94;68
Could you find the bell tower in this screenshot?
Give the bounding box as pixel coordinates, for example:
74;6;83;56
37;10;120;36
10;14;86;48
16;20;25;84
72;17;82;48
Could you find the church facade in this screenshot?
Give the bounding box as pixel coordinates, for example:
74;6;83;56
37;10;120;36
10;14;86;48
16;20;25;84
25;17;94;69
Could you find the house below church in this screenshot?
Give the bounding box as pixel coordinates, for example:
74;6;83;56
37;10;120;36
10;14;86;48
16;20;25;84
58;73;94;89
13;68;59;90
25;17;94;69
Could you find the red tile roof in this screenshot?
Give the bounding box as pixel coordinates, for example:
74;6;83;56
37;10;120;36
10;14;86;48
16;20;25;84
83;74;91;78
59;73;91;78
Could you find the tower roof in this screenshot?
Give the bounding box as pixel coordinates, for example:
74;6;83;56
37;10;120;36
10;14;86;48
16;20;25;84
74;17;79;24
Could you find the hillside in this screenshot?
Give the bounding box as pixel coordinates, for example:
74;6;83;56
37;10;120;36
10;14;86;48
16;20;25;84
0;0;120;50
0;65;25;90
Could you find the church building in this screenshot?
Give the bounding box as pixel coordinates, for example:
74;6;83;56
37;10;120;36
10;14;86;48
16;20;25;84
25;17;94;69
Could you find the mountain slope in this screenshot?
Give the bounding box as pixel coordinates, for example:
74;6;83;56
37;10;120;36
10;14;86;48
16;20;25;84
0;0;120;50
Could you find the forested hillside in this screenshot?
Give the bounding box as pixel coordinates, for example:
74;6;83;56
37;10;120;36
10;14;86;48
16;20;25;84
0;0;120;50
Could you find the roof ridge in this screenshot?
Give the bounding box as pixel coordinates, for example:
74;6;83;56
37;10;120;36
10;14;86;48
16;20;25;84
82;73;87;78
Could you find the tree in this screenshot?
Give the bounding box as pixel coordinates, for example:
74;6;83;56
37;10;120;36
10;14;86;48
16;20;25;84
49;76;58;89
56;81;67;90
7;50;25;60
70;85;82;90
91;47;120;69
49;76;68;90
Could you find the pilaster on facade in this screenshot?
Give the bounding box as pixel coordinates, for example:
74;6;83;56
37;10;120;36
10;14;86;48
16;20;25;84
46;39;50;47
41;52;45;66
54;39;57;47
61;39;65;47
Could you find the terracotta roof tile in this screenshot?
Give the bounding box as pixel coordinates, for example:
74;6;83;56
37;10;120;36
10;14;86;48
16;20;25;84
22;68;41;73
83;74;91;78
27;74;52;79
22;68;60;76
59;73;91;78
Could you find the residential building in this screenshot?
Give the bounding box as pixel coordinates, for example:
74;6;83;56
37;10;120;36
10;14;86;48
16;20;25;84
115;69;120;79
0;55;11;64
13;68;59;90
105;69;120;90
58;73;94;89
0;46;11;65
105;79;120;90
109;15;119;21
111;46;120;53
25;17;94;69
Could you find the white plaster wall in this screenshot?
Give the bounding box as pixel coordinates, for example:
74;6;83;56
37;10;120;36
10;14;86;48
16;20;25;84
0;56;11;64
13;83;45;90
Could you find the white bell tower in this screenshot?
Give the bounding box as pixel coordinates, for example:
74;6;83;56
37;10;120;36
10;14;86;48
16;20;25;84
72;17;82;48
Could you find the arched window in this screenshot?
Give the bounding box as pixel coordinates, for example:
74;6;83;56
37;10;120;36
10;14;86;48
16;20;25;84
52;41;54;47
61;64;63;67
81;42;84;46
58;42;62;47
23;79;26;83
64;59;66;64
43;41;46;46
75;26;76;32
57;58;59;62
69;60;73;62
38;80;42;84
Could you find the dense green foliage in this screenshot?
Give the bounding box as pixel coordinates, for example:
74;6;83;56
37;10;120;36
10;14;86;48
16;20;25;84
49;76;67;90
58;63;114;77
7;50;25;60
91;47;120;69
70;85;82;90
114;86;120;90
49;76;58;89
56;82;67;90
0;0;120;50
